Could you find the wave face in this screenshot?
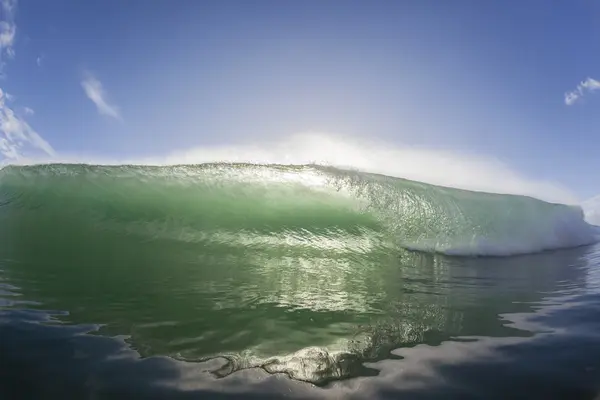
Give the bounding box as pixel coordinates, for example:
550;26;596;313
0;163;596;257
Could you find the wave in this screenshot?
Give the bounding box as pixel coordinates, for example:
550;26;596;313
0;163;597;257
7;133;577;205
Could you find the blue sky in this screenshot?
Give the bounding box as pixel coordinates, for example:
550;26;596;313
1;0;600;201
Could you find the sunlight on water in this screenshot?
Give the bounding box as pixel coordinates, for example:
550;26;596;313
1;163;600;388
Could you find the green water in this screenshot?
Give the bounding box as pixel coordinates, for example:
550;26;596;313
0;163;596;384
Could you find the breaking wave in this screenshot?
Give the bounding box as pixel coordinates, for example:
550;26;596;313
0;163;596;257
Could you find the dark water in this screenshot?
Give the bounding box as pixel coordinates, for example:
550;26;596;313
1;164;600;399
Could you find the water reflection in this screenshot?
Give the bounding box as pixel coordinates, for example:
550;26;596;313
0;212;594;384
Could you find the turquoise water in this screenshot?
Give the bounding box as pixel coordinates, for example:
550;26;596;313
1;163;600;398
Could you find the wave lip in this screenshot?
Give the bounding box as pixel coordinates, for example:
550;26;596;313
317;166;599;257
0;162;597;257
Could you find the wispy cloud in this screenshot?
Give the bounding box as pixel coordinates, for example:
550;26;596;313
36;54;43;67
81;72;121;119
564;77;600;105
0;0;17;75
0;0;55;163
0;88;55;160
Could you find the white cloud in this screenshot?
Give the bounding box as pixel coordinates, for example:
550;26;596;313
564;77;600;105
0;0;55;163
36;54;43;67
0;88;55;161
0;22;15;50
81;72;121;119
0;0;17;75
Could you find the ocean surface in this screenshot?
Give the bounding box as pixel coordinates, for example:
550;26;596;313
2;163;600;399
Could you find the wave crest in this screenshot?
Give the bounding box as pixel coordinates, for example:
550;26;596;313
0;163;597;257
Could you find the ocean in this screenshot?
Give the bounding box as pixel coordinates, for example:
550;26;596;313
1;163;600;399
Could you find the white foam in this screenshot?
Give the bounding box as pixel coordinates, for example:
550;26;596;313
404;220;599;257
582;195;600;226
